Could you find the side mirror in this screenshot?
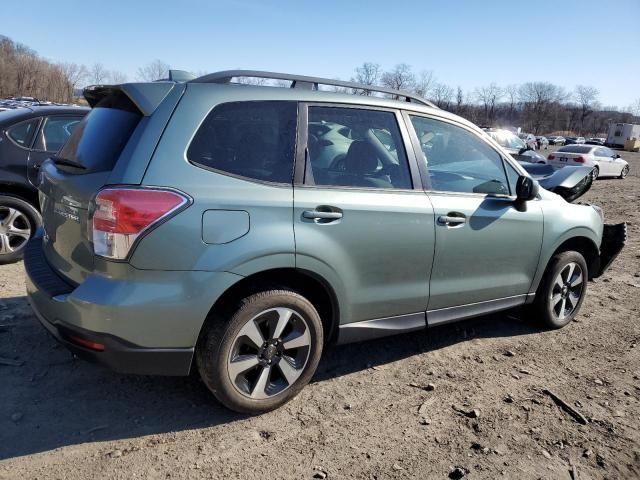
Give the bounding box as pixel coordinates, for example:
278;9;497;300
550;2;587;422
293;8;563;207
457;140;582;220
614;154;621;159
516;175;539;201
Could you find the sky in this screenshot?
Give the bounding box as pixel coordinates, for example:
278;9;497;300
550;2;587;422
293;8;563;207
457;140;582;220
3;0;639;108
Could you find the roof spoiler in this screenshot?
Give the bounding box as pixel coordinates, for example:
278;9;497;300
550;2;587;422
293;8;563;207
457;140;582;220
83;82;177;116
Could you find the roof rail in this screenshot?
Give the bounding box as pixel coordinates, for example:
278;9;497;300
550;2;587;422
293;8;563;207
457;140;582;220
190;70;437;108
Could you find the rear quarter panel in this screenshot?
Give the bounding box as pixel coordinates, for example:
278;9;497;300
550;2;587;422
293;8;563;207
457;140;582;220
130;84;295;274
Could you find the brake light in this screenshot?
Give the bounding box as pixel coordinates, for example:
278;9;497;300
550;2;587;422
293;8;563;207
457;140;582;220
573;156;585;163
92;188;189;260
548;154;555;160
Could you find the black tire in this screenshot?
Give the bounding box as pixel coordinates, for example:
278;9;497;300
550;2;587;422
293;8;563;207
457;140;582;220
196;289;324;414
0;194;41;265
531;251;588;329
619;165;629;179
592;166;599;180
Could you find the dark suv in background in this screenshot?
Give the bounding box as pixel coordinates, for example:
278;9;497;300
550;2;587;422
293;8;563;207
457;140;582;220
0;105;88;263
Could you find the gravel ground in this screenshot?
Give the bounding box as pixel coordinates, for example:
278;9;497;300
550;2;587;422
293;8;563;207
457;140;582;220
1;147;639;480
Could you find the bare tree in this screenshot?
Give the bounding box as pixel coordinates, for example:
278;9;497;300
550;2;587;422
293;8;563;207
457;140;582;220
413;70;435;98
89;63;109;84
474;83;503;125
381;64;415;98
430;83;454;109
455;86;464;114
504;84;518;119
136;59;170;81
58;62;87;101
109;70;128;84
351;62;381;95
575;85;600;134
518;82;566;134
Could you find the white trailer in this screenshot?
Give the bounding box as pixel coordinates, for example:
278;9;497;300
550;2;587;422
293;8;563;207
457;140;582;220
607;123;640;148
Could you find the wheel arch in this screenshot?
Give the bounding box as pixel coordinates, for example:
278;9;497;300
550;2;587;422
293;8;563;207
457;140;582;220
198;267;341;347
533;235;600;293
0;185;40;211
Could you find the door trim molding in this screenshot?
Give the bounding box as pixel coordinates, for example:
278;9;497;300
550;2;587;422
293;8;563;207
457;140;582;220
337;312;426;345
427;294;529;327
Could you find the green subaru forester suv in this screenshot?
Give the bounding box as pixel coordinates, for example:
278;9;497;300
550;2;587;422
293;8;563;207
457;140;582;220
24;70;625;413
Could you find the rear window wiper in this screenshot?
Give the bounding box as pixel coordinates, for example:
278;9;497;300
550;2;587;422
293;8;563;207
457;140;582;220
51;156;87;170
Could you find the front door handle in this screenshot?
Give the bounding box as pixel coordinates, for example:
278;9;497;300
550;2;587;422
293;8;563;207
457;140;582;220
437;214;466;226
303;210;343;220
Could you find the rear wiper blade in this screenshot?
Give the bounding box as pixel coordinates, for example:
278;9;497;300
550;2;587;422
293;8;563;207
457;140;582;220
51;156;86;170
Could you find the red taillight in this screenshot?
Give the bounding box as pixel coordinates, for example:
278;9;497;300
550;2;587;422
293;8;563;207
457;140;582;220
92;188;188;259
548;154;555;160
573;156;585;163
66;334;105;351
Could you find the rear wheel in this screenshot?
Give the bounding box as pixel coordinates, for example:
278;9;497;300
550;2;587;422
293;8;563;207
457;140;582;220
0;195;41;265
196;289;324;414
531;251;587;329
619;165;629;179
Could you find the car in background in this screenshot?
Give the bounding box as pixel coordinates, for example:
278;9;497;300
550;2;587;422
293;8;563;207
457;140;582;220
547;145;629;179
0;105;89;263
548;136;566;145
484;128;547;163
536;136;549;149
586;137;606;146
565;136;586;145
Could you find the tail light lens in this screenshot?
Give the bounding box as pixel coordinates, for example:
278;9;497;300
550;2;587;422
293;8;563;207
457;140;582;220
92;188;189;260
548;154;555;160
573;156;585;163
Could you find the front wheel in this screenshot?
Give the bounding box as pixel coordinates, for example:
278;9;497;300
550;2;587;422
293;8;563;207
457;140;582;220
619;165;629;179
531;251;588;329
0;195;41;265
592;166;599;180
196;289;324;414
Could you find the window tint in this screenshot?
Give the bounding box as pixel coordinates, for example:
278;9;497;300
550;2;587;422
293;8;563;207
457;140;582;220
557;145;591;154
7;118;39;147
410;115;509;195
40;117;82;152
59;92;142;173
187;101;297;184
306;107;412;189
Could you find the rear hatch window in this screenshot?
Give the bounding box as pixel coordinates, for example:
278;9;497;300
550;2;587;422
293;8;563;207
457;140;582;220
56;91;141;173
557;146;591;154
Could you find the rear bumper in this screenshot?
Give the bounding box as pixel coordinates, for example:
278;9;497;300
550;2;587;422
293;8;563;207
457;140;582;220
24;232;242;375
592;222;627;278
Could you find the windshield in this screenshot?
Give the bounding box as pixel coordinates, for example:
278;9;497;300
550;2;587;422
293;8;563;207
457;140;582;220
487;130;526;150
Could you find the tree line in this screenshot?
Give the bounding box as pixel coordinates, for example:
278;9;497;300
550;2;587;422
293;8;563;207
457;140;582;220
1;34;638;136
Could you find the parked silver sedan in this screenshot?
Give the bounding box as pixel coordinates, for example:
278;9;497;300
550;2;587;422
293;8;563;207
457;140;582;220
547;145;629;179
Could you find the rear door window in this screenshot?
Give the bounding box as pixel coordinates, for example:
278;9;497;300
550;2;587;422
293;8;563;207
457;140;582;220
35;116;83;152
57;93;142;172
187;101;297;184
7;118;40;148
305;106;412;189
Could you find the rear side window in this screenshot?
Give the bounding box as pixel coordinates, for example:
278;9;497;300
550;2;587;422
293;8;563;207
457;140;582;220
557;145;591;154
7;118;39;147
37;116;82;152
57;92;141;172
187;101;297;184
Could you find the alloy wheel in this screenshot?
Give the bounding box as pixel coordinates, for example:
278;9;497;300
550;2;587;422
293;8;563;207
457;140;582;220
550;262;584;321
227;307;312;399
621;165;629;178
0;206;31;256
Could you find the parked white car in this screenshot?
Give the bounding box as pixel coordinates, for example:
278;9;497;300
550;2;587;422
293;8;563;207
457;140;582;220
547;145;629;179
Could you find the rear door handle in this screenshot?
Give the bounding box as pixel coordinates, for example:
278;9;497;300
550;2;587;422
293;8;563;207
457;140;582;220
303;210;343;220
437;214;466;226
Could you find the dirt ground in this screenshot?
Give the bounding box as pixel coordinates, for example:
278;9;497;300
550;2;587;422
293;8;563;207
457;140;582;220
1;147;639;480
